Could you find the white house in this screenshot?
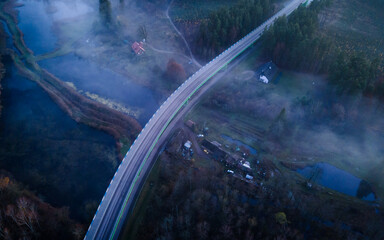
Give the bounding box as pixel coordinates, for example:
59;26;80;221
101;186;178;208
259;75;269;84
184;140;192;150
242;161;251;169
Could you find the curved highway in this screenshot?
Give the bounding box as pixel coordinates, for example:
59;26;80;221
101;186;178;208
84;0;306;239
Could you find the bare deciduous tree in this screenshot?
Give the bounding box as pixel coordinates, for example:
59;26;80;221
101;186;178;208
5;197;39;234
16;197;38;232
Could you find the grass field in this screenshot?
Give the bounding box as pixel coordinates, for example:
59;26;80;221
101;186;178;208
319;0;384;59
170;0;236;21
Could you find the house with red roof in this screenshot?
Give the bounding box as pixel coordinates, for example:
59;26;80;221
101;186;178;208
131;41;145;55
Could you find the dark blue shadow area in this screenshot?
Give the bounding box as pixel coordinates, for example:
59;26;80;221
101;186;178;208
0;63;118;222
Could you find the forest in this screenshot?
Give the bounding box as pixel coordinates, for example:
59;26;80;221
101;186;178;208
261;0;384;97
194;0;275;60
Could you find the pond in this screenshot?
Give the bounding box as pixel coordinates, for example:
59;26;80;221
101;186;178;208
297;162;376;201
221;134;257;155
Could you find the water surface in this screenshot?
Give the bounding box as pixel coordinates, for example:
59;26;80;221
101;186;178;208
297;162;376;201
17;0;57;54
39;53;159;125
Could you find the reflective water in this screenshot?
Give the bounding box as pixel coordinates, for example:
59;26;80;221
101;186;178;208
17;0;57;54
297;162;376;201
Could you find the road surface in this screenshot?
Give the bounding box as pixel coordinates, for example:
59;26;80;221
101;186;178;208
84;0;307;239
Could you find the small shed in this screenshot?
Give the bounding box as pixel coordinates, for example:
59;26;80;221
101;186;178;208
211;141;222;148
184;140;192;150
246;174;254;180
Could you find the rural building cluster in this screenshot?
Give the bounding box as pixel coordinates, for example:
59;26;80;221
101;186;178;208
180;120;277;185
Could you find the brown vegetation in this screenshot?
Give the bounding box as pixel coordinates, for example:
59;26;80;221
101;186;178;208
40;70;141;141
0;173;82;240
165;58;187;84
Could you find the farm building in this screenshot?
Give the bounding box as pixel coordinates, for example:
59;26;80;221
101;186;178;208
132;41;145;55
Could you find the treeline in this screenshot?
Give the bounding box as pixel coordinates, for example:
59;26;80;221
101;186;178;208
195;0;275;60
261;0;384;97
261;0;333;72
330;53;382;95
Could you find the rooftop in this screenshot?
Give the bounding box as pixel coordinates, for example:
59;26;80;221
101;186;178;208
132;41;145;55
